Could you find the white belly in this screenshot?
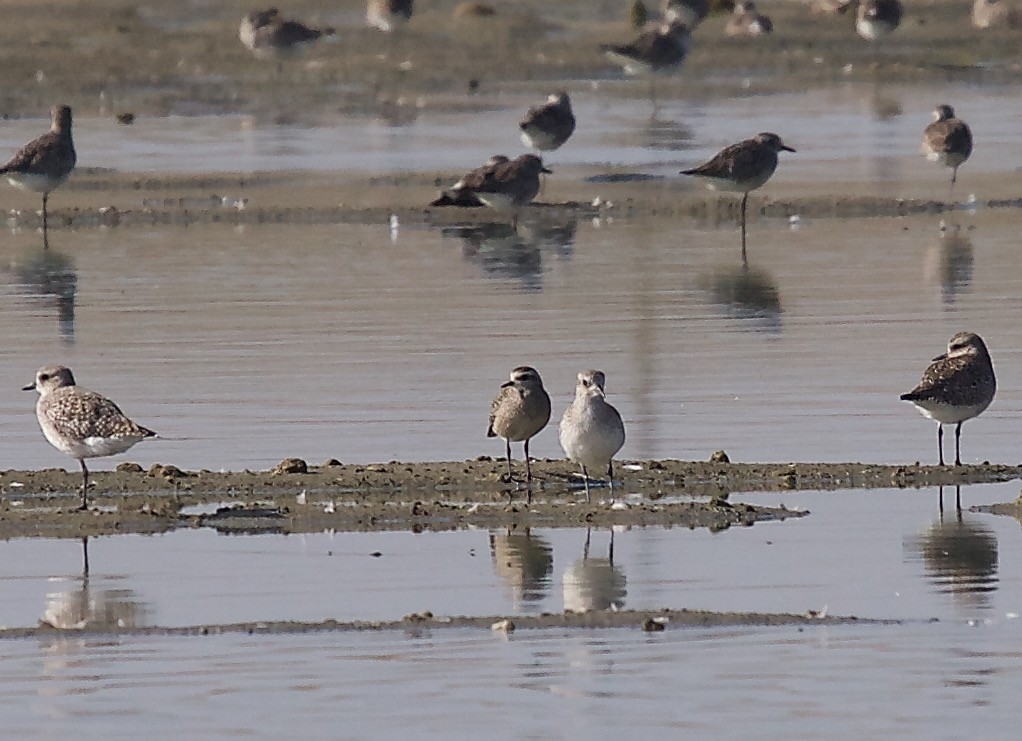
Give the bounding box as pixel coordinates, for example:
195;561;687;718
910;399;991;425
6;172;66;195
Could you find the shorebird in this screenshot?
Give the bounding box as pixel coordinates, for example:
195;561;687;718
520;92;576;152
601;21;691;107
239;8;336;66
0;105;76;237
432;154;550;226
922;104;973;201
900;332;996;467
810;0;855;15
724;1;774;37
367;0;413;32
23;365;156;510
559;370;626;503
681;132;795;258
430;155;509;207
972;0;1020;28
856;0;903;39
663;0;709;28
487;366;551;496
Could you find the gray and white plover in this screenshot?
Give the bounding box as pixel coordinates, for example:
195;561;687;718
520;92;576;152
23;365;156;510
601;21;690;106
900;332;996;467
0;105;76;235
972;0;1020;29
856;0;903;39
922;104;973;201
367;0;413;31
724;1;774;37
487;366;551;496
239;8;336;66
662;0;709;29
681;132;795;255
559;370;626;503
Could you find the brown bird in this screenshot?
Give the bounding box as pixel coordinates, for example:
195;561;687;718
0;105;76;236
239;8;336;66
681;132;795;258
520;92;576;152
487;366;551;496
429;155;510;207
431;154;550;226
662;0;709;29
921;104;973;201
601;21;691;107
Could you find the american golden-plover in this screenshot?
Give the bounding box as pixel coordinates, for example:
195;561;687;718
487;366;551;497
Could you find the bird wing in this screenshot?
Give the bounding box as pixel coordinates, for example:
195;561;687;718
684;139;758;178
41;388;148;441
520;102;574;133
902;355;987;405
0;131;71;175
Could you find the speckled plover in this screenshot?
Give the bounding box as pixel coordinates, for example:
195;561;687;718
856;0;903;39
23;365;156;510
239;8;336;65
900;332;996;466
724;1;774;37
520;92;576;152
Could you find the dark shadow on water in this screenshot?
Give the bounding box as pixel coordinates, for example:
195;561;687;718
7;240;77;345
437;217;577;291
698;261;783;334
924;225;973;309
489;527;553;609
904;486;998;612
562;528;627;613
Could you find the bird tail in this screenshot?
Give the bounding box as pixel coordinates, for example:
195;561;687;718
899;392;919;402
430;193;455;207
140;426;158;438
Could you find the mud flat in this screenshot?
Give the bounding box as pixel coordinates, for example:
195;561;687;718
1;458;1020;539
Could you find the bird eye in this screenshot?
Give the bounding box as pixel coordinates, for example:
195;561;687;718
38;373;48;382
581;378;590;387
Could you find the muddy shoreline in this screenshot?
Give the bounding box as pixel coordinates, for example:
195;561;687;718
2;458;1019;539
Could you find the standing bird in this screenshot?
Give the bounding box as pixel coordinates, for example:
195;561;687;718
23;366;157;510
900;332;996;467
921;104;973;201
0;105;76;238
520;92;576;153
487;366;551;495
429;154;509;207
601;21;691;108
681;132;795;259
856;0;903;39
239;8;336;67
367;0;413;31
559;370;626;503
724;1;774;37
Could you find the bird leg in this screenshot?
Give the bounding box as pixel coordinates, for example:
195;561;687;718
936;424;946;466
79;459;89;510
949;167;958;203
740;192;749;263
954;421;963;466
582;465;591;504
42;192;49;236
524;439;534;484
955;485;962;514
607;462;615;501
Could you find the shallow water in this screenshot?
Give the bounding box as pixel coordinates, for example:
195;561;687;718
1;483;1022;738
1;208;1019;470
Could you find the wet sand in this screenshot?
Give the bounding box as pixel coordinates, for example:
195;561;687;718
2;458;1020;539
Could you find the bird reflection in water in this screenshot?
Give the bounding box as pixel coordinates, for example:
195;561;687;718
439;218;576;291
8;241;77;344
562;528;627;613
489;527;553;609
40;536;149;630
905;486;998;611
924;226;973;307
699;259;782;333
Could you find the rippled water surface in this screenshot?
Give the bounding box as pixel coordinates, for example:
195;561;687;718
3;82;1022;738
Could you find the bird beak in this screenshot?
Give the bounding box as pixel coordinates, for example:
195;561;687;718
781;144;796;152
932;353;947;362
21;382;35;392
500;381;514;388
541;166;553;174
